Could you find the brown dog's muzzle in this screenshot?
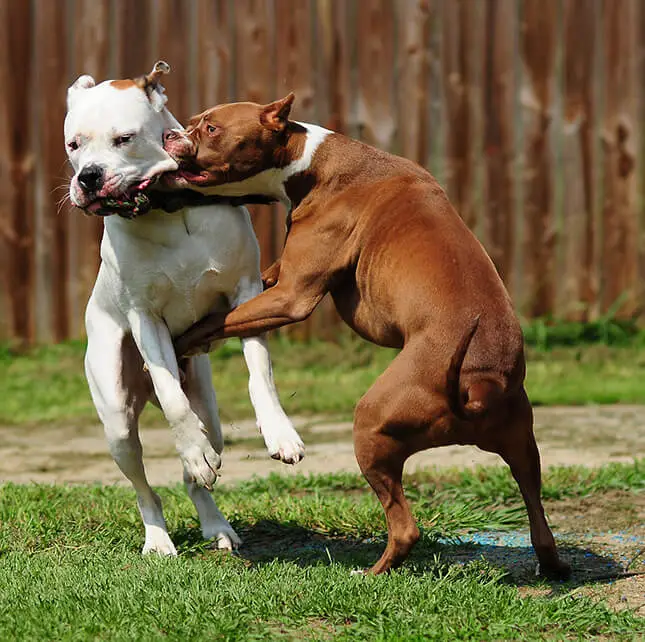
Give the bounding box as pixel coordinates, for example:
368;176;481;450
163;128;198;160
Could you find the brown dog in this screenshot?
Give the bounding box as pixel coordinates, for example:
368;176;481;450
162;95;570;579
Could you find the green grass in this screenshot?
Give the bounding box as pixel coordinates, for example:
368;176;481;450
228;459;645;503
3;324;645;426
1;463;644;640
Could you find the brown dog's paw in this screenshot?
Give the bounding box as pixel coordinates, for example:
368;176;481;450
537;559;572;581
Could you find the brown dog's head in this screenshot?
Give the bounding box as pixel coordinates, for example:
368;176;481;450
163;93;296;189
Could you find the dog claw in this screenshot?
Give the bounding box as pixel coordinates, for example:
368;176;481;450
181;439;221;489
260;420;305;465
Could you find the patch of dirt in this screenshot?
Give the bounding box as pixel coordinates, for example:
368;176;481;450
548;490;645;532
1;405;644;485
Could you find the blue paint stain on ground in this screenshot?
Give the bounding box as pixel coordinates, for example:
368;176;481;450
443;530;533;549
433;528;645;582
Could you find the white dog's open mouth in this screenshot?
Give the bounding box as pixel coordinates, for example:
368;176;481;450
84;178;154;218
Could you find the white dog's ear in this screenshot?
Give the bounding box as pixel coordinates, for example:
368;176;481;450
67;75;96;109
134;60;170;112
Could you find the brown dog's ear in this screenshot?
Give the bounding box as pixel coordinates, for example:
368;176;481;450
260;93;295;132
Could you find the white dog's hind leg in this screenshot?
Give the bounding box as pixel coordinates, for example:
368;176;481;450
85;314;176;556
127;310;221;489
182;355;241;550
231;277;305;464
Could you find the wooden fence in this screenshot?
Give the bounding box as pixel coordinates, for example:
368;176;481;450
1;0;644;343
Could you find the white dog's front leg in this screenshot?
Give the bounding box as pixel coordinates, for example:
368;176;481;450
127;310;221;488
232;278;305;464
85;300;176;556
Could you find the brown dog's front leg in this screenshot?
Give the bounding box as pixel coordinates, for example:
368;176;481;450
174;283;324;357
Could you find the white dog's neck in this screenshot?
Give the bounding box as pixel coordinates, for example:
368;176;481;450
200;122;332;207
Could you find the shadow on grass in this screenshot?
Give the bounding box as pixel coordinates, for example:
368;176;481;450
172;519;636;587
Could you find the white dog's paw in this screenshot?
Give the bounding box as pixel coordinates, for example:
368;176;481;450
260;418;305;464
203;521;242;551
270;437;306;465
142;527;178;557
180;438;221;490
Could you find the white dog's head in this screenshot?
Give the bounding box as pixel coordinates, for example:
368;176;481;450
64;61;180;215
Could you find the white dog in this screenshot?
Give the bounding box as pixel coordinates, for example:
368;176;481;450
64;61;304;555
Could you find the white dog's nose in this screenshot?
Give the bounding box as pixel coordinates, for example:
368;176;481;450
78;164;104;193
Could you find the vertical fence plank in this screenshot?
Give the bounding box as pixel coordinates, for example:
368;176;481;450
155;0;192;124
425;0;444;180
442;0;484;232
113;0;153;79
600;0;639;316
560;0;600;320
275;0;314;119
0;1;12;339
68;0;110;337
314;0;354;134
519;0;559;317
196;0;233;107
0;0;35;345
396;0;432;165
35;0;70;342
481;0;517;291
639;0;645;313
355;0;396;151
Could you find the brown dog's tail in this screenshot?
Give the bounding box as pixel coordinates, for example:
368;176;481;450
446;315;505;421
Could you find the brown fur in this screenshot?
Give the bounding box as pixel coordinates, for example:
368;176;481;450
165;96;569;579
110;79;137;91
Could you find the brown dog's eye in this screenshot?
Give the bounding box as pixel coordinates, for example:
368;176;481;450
206;124;219;135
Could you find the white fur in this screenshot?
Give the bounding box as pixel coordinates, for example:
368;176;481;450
198;122;332;206
66;76;304;555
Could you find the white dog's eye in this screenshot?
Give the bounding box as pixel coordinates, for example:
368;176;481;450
114;133;135;147
67;140;79;152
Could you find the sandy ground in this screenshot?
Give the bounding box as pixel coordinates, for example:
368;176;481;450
1;405;644;485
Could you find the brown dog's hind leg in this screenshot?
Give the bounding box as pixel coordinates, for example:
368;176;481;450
353;427;419;575
481;389;571;580
352;347;450;575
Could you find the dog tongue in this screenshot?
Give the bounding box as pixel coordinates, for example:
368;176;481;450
85;201;103;214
